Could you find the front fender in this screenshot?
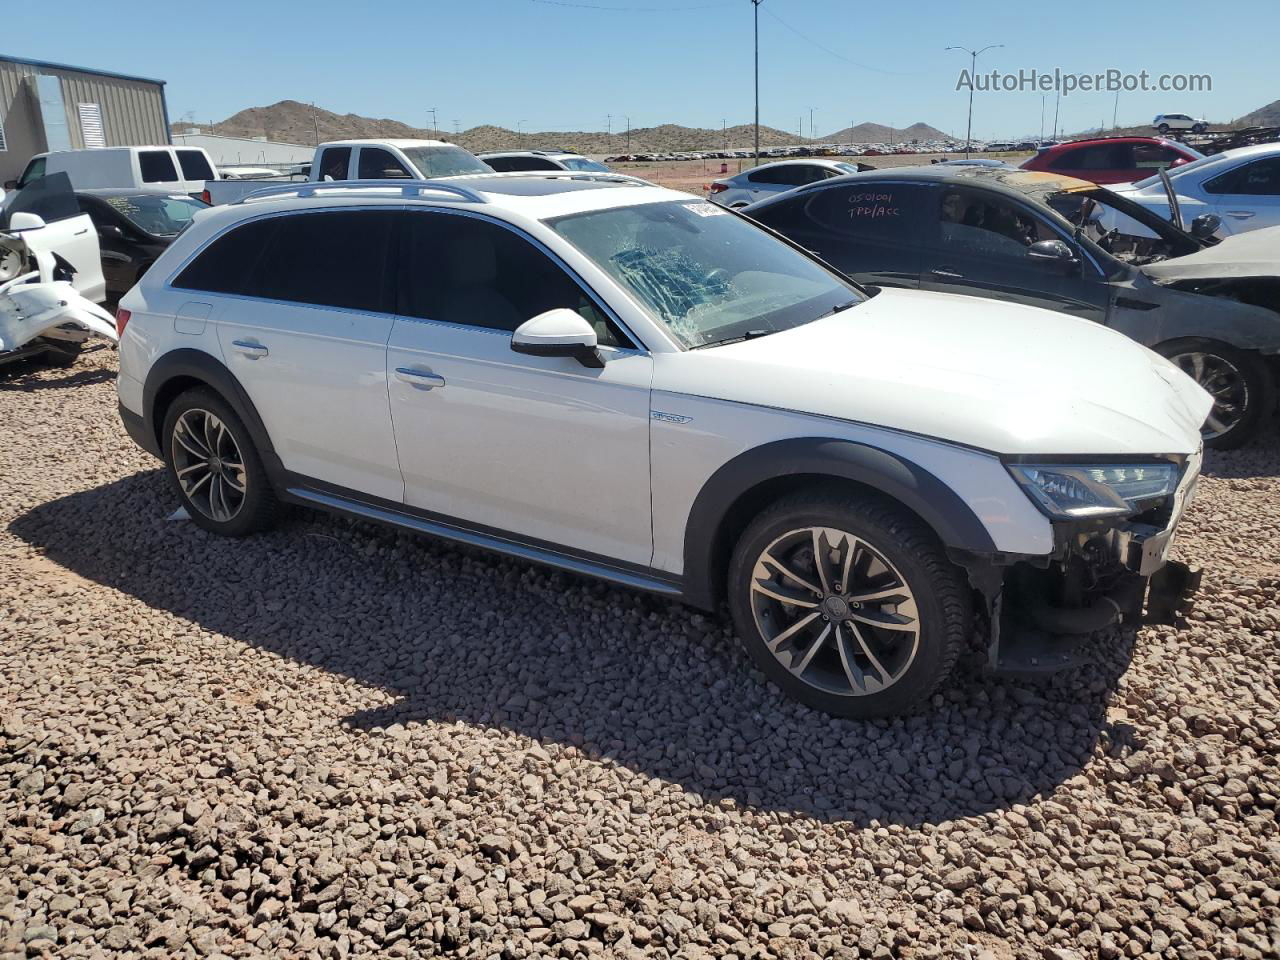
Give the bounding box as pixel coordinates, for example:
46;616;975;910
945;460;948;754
681;437;1000;610
1112;276;1280;354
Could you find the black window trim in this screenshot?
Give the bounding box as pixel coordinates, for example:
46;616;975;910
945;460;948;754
395;206;644;353
166;205;404;318
165;204;645;351
1203;157;1280;197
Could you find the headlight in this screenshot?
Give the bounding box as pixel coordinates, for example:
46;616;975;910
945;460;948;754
1008;462;1180;519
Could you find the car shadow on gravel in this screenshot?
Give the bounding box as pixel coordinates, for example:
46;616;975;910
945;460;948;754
11;470;1137;827
0;345;116;390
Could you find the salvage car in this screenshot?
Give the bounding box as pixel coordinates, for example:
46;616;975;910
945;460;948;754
744;166;1280;448
75;189;208;304
709;159;872;208
1;174;116;366
117;173;1208;719
1020;137;1202;185
1110;143;1280;236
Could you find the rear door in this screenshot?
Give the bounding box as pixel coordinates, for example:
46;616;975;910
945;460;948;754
176;208;404;500
749;180;933;288
1203;157;1280;233
920;185;1110;321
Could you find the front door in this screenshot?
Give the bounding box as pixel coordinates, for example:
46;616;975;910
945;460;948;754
1205;156;1280;233
386;210;654;566
920;186;1110;322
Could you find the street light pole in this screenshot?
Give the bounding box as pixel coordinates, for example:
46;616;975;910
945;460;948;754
945;43;1003;158
752;0;763;165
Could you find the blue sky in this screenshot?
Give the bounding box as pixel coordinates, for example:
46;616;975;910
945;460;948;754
8;0;1276;139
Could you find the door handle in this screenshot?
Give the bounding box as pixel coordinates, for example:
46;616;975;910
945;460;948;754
930;267;963;279
231;340;269;359
1225;210;1255;219
395;367;446;390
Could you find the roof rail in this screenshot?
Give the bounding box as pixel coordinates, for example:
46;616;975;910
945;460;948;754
235;179;490;205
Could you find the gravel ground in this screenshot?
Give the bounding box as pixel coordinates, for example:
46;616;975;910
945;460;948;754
1;346;1277;960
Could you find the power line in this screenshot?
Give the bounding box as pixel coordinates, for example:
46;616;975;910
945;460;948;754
528;0;733;10
760;7;926;77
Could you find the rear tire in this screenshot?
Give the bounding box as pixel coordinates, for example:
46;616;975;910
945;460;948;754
727;490;970;718
1156;339;1270;449
161;387;279;536
1157;123;1170;135
1191;123;1206;135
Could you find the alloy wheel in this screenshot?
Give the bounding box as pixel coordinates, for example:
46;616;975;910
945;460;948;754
171;408;248;523
1169;350;1248;441
749;526;921;697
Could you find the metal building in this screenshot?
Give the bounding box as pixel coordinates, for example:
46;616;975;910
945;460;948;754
0;53;170;185
172;131;314;168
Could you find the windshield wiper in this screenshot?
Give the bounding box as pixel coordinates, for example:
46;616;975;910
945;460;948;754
815;299;859;320
691;328;774;350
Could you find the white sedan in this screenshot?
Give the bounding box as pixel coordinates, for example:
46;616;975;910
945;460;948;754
708;159;868;208
1112;143;1280;236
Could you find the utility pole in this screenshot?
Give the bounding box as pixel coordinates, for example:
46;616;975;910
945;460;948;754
809;107;815;142
311;102;319;146
722;118;727;152
626;116;631;152
849;119;854;150
1112;91;1119;130
945;43;1003;158
752;0;763;165
453;119;460;137
1040;94;1045;144
606;113;612;136
1053;88;1060;140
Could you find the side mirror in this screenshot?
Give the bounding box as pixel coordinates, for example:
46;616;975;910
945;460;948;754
1027;239;1078;268
511;308;605;368
2;180;17;191
1190;214;1221;240
8;212;47;232
98;224;126;240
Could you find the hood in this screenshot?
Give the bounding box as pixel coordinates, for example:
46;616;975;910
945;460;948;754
653;287;1211;456
1142;226;1280;281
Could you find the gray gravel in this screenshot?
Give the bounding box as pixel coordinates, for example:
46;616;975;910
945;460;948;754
2;347;1278;960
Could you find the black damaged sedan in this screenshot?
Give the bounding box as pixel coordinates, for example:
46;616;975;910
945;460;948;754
744;166;1280;448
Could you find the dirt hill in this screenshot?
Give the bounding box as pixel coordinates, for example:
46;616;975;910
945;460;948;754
820;121;952;143
1238;99;1280;126
175;100;811;154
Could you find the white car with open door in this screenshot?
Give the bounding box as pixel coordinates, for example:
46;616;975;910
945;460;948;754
117;174;1209;718
1112;144;1280;236
1;172;114;367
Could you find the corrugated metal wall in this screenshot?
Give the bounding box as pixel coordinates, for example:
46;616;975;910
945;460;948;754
0;58;168;184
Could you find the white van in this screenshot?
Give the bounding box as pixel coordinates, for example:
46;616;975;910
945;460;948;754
4;146;219;196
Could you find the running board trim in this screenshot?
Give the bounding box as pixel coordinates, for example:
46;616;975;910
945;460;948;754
287;487;684;599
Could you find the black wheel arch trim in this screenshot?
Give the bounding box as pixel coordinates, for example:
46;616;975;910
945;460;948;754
140;349;285;482
681;437;999;610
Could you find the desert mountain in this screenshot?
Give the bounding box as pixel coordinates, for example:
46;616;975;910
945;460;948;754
175;100;953;153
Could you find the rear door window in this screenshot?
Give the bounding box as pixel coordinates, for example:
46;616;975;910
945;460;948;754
357;147;411;179
316;147;352;181
1205;157;1280;196
252;211;397;310
138;150;179;183
748;165;806;186
176;149;215;181
1053;144;1128;171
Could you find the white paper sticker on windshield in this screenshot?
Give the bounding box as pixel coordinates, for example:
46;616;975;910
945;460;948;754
685;202;728;217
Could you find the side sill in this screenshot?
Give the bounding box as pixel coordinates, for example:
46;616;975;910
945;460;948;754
286;486;686;602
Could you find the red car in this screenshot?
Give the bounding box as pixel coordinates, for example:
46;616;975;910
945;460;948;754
1020;137;1203;185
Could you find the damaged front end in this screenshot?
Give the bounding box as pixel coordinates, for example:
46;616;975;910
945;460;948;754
954;451;1203;673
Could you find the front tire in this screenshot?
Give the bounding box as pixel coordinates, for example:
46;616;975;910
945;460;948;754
727;491;970;718
161;387;279;536
1156;339;1270;449
1191;123;1207;134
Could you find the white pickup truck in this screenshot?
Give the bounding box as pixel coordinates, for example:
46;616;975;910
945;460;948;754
200;139;492;205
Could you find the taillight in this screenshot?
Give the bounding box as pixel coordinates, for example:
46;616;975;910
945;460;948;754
201;189;211;205
115;308;131;338
709;182;728;194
